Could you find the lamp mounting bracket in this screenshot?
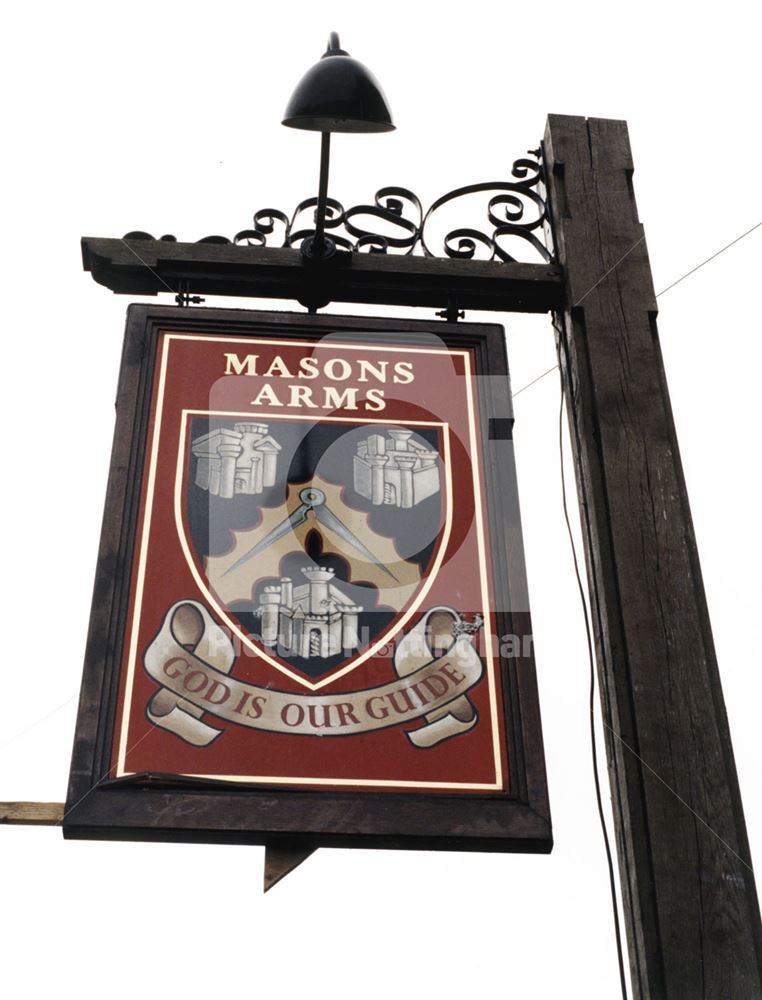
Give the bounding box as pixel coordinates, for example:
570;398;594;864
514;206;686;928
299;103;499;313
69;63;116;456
82;150;562;314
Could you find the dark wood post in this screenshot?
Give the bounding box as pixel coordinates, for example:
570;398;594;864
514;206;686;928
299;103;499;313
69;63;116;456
543;114;762;998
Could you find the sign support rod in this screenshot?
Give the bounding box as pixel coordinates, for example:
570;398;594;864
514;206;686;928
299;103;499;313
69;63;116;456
1;801;313;891
544;114;762;999
0;802;64;825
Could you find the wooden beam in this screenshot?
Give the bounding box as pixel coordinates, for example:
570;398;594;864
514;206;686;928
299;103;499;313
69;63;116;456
81;237;565;314
544;114;762;998
0;802;64;825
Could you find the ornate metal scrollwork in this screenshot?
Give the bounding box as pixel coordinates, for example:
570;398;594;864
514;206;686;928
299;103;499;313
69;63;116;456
124;152;554;265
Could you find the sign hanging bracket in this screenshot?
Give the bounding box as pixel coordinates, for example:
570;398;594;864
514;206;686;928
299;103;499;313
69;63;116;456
175;278;206;308
435;294;464;323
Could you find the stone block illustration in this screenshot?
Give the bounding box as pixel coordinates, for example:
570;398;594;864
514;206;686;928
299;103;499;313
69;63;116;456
192;422;281;499
258;567;363;659
353;429;439;508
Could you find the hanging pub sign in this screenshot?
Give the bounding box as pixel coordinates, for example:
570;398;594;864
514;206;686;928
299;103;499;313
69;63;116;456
64;305;551;852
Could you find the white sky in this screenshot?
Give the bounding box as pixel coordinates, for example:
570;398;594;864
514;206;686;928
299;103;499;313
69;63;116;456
1;2;760;997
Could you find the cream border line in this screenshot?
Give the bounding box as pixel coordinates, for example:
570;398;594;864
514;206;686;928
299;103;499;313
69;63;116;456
180;774;500;790
163;332;466;355
174;410;451;691
116;333;172;774
463;352;504;790
117;332;504;792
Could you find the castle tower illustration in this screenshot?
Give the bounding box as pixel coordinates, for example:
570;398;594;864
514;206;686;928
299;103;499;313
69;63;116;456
192;422;282;499
257;567;363;659
353;429;439;508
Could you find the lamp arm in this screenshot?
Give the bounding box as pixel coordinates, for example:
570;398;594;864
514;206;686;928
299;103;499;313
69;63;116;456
313;131;331;256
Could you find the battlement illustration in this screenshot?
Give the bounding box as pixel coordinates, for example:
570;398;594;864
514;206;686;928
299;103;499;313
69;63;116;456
257;567;363;659
353;429;439;508
192;422;282;499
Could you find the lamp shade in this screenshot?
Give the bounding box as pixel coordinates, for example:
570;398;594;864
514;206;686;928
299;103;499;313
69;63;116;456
283;33;394;133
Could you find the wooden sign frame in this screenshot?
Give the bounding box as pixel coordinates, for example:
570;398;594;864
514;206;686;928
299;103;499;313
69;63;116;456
64;303;550;853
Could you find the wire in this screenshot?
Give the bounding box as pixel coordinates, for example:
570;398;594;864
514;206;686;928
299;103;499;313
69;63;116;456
0;695;77;752
558;368;630;1000
574;237;645;307
655;221;761;298
511;364;559;399
119;238;177;295
513;219;761;414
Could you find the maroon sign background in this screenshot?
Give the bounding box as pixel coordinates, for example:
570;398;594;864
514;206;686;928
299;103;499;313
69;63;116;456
111;329;510;793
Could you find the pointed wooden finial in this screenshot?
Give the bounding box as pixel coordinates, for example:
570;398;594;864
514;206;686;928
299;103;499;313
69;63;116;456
263;841;316;892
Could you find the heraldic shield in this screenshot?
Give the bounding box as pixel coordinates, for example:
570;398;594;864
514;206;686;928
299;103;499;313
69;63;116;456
177;413;451;688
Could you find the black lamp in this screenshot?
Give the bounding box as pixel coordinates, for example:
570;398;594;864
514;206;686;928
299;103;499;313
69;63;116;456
283;32;394;259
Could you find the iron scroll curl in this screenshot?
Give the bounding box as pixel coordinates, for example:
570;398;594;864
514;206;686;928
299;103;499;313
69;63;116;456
125;152;554;265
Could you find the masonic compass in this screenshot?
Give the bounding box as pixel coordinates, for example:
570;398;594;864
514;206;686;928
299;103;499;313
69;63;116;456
223;486;399;581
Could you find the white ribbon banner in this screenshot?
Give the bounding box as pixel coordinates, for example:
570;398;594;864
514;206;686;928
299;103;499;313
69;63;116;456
144;601;483;749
